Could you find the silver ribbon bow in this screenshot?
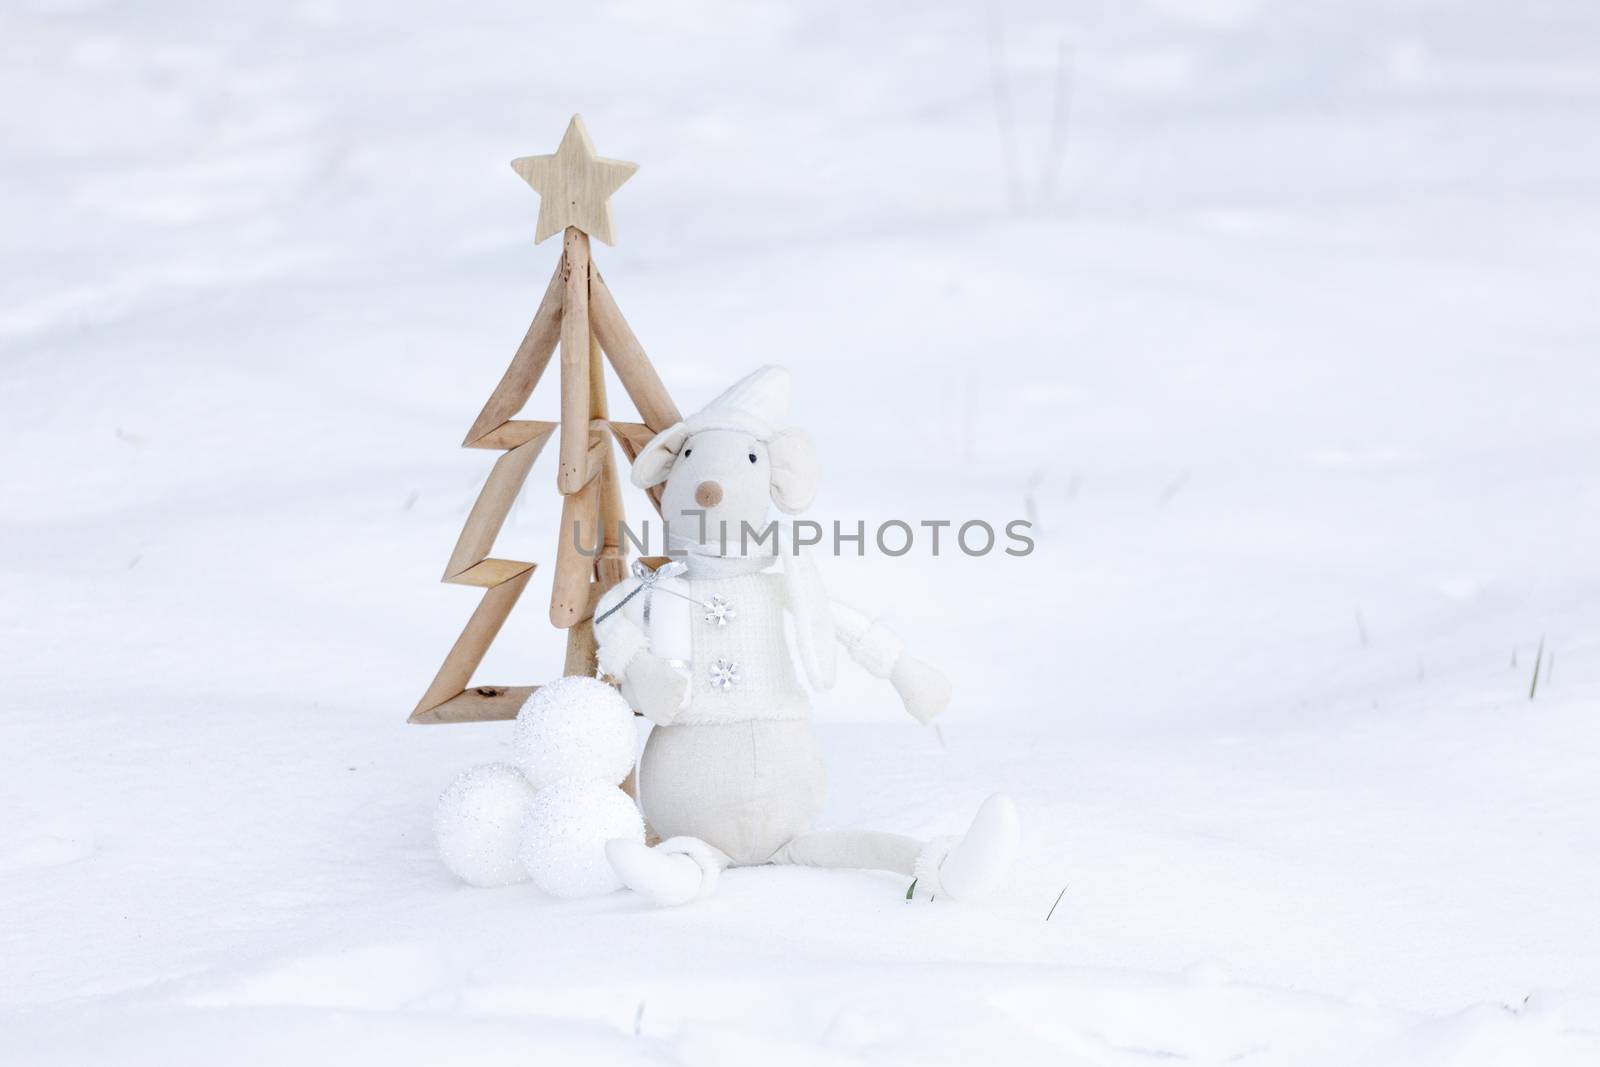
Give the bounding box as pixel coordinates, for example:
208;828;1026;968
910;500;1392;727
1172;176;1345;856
632;558;688;582
594;559;690;628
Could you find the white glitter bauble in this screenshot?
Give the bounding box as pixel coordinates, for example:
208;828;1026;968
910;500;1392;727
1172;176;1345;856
519;778;644;899
512;676;637;791
433;762;536;887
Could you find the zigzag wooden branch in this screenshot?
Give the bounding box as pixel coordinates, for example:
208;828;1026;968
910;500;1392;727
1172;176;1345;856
443;428;554;582
462;262;565;447
410;567;536;723
466;420;556;451
411;428;552;724
591;269;681;434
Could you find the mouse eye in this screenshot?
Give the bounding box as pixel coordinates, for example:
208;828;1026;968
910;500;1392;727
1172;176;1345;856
748;452;757;463
683;448;692;458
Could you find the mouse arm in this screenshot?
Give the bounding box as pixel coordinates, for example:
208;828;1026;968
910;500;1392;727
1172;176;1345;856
829;600;952;724
594;575;692;725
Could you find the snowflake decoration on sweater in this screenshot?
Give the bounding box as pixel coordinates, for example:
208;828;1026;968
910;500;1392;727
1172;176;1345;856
703;595;735;627
709;657;740;691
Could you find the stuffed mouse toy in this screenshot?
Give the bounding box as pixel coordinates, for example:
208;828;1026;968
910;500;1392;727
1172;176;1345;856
595;366;1019;906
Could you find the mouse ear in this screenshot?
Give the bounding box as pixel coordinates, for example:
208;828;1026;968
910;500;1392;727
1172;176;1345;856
631;423;689;488
767;429;817;513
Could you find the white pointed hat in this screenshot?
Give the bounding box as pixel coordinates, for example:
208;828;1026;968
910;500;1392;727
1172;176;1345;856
681;365;790;440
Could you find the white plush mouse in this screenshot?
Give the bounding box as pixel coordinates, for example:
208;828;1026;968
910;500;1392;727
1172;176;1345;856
595;365;1019;906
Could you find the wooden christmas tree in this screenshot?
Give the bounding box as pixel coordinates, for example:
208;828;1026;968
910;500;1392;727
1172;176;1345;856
410;115;679;725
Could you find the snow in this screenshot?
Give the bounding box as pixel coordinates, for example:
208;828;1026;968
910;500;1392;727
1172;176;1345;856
3;0;1600;1062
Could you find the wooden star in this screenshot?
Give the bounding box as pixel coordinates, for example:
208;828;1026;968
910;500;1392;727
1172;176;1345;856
511;115;638;246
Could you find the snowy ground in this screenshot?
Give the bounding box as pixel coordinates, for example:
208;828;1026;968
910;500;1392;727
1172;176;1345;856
4;0;1600;1062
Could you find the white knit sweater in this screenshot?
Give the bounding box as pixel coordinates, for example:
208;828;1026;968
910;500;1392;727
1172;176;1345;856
594;550;903;726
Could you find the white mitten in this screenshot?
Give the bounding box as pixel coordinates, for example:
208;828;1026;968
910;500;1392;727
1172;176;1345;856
626;652;691;724
891;654;951;724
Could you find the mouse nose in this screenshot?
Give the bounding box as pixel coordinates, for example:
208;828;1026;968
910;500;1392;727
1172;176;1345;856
695;481;724;507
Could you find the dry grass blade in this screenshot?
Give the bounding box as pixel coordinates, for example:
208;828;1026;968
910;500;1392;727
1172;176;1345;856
1046;883;1069;921
1529;635;1545;700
